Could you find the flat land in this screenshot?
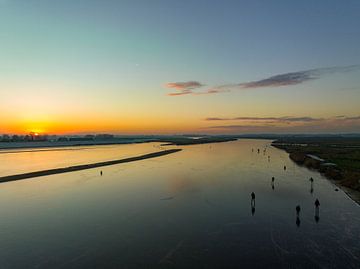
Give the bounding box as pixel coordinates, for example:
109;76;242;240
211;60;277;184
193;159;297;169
0;136;237;150
272;137;360;203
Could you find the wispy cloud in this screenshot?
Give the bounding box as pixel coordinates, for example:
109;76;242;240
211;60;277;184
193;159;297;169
204;115;360;133
207;125;275;131
205;116;323;122
165;81;204;96
193;88;229;95
167;90;193;96
236;65;359;89
166;81;204;90
238;71;315;88
165;81;229;96
166;65;360;96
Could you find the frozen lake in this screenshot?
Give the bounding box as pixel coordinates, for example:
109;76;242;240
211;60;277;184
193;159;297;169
0;139;359;268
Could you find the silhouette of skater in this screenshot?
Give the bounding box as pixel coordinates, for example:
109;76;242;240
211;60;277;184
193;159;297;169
284;165;287;170
309;177;314;183
251;192;256;206
257;149;260;154
100;171;103;176
315;199;320;207
296;205;301;227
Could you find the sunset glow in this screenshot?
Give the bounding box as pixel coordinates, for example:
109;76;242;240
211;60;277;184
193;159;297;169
0;1;359;135
1;2;360;268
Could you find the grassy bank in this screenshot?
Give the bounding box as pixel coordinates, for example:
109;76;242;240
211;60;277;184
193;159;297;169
272;137;360;204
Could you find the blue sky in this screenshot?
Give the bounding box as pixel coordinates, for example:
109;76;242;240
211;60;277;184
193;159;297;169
1;0;360;134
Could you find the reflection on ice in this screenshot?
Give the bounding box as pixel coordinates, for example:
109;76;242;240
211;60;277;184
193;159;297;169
251;192;256;216
0;139;359;268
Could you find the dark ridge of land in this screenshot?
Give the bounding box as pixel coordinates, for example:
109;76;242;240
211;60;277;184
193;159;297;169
272;137;360;204
160;137;238;145
0;136;239;151
0;149;182;184
8;134;357;151
0;140;157;151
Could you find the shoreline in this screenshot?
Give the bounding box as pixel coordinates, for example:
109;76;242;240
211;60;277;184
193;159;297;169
0;140;155;151
0;149;182;184
330;180;360;206
272;143;360;205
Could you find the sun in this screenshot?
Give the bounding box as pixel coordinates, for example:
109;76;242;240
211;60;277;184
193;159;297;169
29;130;43;136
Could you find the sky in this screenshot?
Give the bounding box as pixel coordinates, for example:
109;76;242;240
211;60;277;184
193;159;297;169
0;0;360;134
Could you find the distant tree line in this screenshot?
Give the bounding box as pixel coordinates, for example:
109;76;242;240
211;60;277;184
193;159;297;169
0;133;115;142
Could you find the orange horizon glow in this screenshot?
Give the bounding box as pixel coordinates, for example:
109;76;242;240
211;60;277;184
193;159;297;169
2;114;360;136
0;117;205;135
1;1;360;137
